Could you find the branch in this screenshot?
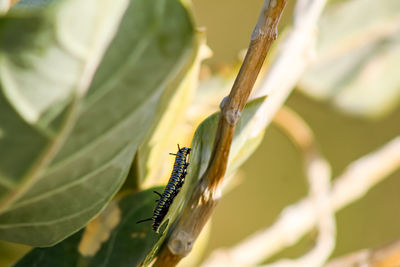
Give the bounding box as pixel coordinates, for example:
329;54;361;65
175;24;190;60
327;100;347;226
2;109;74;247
261;108;335;267
202;136;400;266
247;0;328;149
326;239;400;267
153;1;287;266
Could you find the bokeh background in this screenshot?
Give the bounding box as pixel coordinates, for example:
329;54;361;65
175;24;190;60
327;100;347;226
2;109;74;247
192;0;400;264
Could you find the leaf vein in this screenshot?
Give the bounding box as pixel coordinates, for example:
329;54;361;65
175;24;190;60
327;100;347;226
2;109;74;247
3;144;131;213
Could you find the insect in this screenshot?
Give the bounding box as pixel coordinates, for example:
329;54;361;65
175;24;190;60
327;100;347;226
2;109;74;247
137;145;191;232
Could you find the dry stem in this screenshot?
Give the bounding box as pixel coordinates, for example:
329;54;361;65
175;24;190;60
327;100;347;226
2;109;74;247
261;108;336;267
153;0;287;266
326;239;400;267
202;136;400;266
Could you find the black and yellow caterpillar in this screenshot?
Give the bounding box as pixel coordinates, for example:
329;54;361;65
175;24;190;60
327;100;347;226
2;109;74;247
137;145;191;232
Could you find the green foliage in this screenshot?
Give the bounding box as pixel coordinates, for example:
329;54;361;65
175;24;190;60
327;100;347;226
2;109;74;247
15;188;161;267
137;30;203;187
0;1;269;263
13;95;268;266
0;0;194;247
142;96;267;265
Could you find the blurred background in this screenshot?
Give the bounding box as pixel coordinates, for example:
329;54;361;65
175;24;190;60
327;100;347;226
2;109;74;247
192;0;400;264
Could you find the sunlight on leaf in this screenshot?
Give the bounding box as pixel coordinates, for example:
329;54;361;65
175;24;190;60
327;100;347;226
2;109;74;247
0;0;194;246
139;31;209;188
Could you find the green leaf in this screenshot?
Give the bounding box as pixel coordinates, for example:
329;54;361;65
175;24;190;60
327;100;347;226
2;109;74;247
298;0;400;119
138;33;207;187
0;0;194;246
14;97;268;265
142;96;267;265
190;96;268;187
14;188;161;267
86;189;162;266
15;230;85;267
0;241;30;267
140;60;236;188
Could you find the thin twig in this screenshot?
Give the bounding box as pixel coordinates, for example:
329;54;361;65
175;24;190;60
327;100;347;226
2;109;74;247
247;0;327;149
202;136;400;266
253;0;328;99
262;108;335;267
153;1;287;266
326;239;400;267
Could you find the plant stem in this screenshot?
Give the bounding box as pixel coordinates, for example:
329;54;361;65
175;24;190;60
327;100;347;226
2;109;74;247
153;1;287;266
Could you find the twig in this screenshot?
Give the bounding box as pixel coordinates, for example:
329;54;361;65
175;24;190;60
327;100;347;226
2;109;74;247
247;0;327;148
253;0;328;99
153;1;287;266
202;136;400;266
262;108;335;267
326;239;400;267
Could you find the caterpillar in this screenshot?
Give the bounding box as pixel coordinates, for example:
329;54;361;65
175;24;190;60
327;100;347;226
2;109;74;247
137;145;191;232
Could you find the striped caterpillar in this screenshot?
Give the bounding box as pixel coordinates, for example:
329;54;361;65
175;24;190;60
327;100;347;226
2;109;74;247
137;145;191;232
